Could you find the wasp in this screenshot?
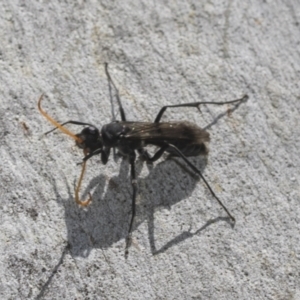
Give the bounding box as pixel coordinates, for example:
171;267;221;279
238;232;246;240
38;63;248;255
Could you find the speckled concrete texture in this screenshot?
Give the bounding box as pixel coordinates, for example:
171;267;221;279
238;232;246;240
0;1;299;299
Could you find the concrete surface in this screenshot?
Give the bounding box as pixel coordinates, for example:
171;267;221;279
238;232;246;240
0;1;299;299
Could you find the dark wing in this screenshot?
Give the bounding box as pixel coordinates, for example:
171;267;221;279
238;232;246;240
122;121;210;143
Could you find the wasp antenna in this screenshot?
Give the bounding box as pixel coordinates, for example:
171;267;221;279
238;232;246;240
38;94;82;144
75;156;92;207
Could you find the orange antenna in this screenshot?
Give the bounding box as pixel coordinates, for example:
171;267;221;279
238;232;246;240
38;94;82;144
75;150;92;206
38;94;92;206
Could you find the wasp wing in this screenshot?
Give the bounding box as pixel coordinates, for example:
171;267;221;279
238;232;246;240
122;121;210;144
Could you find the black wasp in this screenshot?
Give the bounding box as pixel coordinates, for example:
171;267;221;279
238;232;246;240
38;63;248;255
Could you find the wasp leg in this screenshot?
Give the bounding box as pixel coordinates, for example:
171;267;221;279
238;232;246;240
44;120;96;135
138;145;168;162
81;149;102;162
163;142;235;223
125;152;137;258
154;95;248;123
105;63;126;122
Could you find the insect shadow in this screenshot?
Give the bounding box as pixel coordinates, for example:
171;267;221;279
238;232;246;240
38;63;247;257
60;153;208;257
34;155;228;298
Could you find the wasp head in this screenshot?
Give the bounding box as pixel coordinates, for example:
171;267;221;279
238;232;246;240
76;126;102;154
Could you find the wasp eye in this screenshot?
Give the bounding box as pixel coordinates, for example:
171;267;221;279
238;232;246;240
88;126;97;134
80;126;99;136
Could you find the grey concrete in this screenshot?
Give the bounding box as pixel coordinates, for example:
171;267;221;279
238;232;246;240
1;1;299;299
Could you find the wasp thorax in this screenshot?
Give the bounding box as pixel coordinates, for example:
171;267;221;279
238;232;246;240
101;122;128;147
